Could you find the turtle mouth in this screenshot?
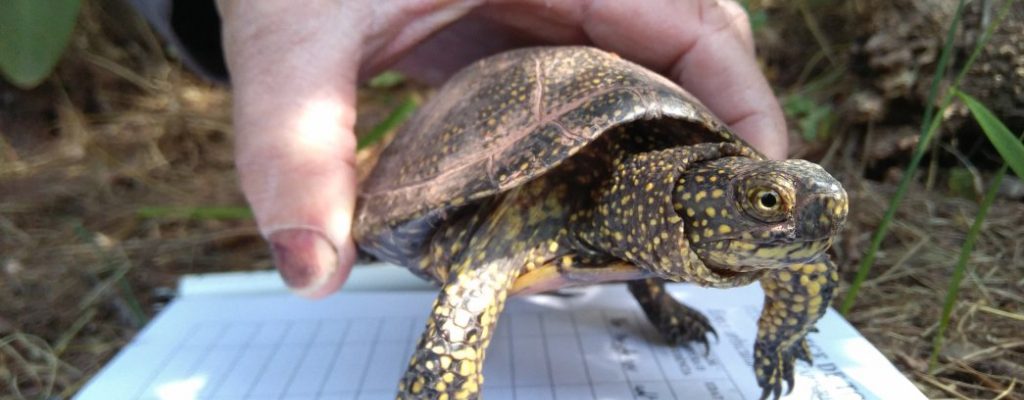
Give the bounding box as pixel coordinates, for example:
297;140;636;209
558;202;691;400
757;236;833;248
705;263;745;278
699;236;832;273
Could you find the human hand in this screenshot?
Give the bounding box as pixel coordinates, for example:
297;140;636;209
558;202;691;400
215;0;787;298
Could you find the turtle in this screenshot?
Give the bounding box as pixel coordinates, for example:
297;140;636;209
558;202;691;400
354;46;848;400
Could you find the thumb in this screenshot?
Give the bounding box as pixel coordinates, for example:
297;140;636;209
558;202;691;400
219;1;365;297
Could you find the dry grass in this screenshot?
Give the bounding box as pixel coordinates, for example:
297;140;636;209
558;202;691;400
832;165;1024;399
1;3;260;397
1;1;1022;399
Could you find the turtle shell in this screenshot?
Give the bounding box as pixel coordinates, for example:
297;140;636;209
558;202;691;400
355;46;750;266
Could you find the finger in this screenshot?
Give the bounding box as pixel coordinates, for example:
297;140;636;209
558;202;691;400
219;0;366;297
386;3;590;84
387;0;787;158
580;0;788;159
390;14;546;85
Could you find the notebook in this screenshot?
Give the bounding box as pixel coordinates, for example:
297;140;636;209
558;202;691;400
76;264;925;400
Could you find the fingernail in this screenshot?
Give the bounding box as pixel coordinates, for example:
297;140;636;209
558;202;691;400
268;229;339;294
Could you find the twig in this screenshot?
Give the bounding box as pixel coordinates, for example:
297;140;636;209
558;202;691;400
53;308;97;356
915;371;972;400
993;379;1017;400
78;51;162;93
864;235;929;286
953;359;1015;396
931;340;1024;375
977;304;1024;322
796;0;838;66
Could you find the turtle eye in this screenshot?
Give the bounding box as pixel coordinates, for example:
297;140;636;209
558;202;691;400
757;190;780;211
743;187;787;222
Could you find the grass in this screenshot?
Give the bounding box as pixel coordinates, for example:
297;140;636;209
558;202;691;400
136;206;253;220
930;163;1007;372
71;223;147;328
840;0;1017;314
929;92;1024;371
357;94;419;150
957;92;1024;179
833;0;1024;387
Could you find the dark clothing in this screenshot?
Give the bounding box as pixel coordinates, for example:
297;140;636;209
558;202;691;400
129;0;227;81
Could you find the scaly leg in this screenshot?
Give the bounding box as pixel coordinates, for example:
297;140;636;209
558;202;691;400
398;257;519;400
754;255;839;400
629;278;717;353
398;166;576;399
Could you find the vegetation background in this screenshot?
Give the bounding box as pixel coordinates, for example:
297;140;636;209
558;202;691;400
1;0;1022;398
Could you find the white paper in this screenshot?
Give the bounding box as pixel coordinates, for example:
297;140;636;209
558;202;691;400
76;267;925;400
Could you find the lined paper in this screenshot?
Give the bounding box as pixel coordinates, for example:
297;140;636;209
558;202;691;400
76;268;925;400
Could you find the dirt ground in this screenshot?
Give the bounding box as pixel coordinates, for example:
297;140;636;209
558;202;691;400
1;1;1022;399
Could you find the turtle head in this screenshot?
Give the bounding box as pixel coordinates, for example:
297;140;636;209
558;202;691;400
675;157;848;271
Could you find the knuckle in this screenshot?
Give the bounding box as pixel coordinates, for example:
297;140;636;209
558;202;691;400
700;0;753;41
718;0;751;25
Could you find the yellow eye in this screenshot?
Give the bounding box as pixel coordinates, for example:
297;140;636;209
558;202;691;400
743;187;787;222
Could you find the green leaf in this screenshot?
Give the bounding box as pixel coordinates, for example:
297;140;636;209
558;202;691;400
782;94;833;141
748;9;767;32
946;167;975;197
136;206;253;220
956;91;1024;179
0;0;81;89
737;0;768;32
368;71;406;89
357;95;419;150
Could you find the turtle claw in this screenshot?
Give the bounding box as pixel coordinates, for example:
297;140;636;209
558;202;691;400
629;279;720;354
759;383;782;400
653;303;718;354
755;337;813;400
795;338;813;364
683;324;717;356
702;327;720;356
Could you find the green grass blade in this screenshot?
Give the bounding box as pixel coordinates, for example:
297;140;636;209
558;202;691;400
70;223;148;327
357;95;419;150
839;0;968;314
117;276;148;327
956;91;1024;179
928;93;1022;370
918;0;966;138
928;165;1006;372
839;0;1015;314
0;0;81;88
368;71;406;89
136;206;254;220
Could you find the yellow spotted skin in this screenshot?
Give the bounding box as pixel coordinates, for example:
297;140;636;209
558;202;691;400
629;278;718;352
398;175;572;400
673;152;847;400
755;258;839;400
675;156;847;270
571;140;766;288
353;47;850;400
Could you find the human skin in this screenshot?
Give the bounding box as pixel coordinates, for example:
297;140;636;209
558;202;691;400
214;0;788;298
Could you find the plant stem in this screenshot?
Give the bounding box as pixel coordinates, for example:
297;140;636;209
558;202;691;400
928;165;1006;372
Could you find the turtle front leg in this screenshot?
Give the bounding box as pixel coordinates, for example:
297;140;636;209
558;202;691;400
399;261;518;400
754;255;839;400
629;278;717;352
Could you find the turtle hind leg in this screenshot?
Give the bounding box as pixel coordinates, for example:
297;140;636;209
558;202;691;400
628;278;717;353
